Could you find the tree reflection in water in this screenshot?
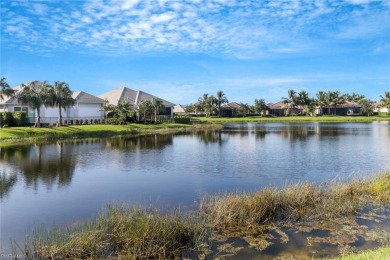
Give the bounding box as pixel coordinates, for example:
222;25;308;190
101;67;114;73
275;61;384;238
0;171;17;199
0;143;76;190
195;129;227;145
105;134;174;150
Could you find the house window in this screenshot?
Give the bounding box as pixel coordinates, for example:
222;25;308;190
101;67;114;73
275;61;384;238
14;106;29;113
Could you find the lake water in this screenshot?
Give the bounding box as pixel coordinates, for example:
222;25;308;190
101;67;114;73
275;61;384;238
1;122;390;256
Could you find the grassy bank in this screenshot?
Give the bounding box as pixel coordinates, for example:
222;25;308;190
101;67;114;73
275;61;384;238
329;246;390;260
16;172;390;259
197;115;390;123
0;123;201;143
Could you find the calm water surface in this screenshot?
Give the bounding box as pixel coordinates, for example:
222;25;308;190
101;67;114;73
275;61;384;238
1;122;389;255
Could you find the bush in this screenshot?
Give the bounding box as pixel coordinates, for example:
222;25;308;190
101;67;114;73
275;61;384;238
174;116;191;124
0;112;12;126
378;112;389;116
107;118;119;124
11;111;27;126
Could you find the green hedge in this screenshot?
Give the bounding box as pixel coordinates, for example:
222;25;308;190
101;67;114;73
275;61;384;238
0;112;12;126
11;112;26;126
1;112;27;127
174;116;191;124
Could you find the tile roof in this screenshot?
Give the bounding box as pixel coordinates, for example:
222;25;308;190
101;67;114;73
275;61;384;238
99;87;175;107
222;102;243;110
73;91;105;104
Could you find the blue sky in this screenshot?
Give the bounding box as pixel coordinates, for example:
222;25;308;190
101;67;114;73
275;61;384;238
1;0;389;105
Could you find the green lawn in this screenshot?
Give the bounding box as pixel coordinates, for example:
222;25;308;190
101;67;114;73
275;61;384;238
327;246;390;260
0;123;192;142
196;115;390;123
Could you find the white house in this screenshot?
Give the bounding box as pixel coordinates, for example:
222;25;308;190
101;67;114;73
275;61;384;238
373;103;390;114
0;82;105;125
99;87;175;117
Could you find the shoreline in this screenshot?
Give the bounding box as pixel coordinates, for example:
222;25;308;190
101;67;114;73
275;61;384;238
0;123;223;144
0;116;389;144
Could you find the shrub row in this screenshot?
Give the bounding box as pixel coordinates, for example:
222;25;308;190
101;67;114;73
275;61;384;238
174;116;191;124
0;112;26;127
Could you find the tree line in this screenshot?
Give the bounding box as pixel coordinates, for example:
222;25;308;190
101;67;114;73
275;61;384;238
185;89;390;117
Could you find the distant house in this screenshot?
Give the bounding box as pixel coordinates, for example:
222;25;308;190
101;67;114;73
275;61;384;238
221;102;253;117
317;101;362;116
267;101;304;116
99;87;175;117
0;81;105;125
373;103;390;114
173;104;187;115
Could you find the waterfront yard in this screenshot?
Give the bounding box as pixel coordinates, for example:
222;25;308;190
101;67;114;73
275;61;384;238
0;123;193;142
1;115;389;142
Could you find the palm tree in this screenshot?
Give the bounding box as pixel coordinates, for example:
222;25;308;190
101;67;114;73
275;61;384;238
216;90;228;117
281;89;297;115
0;78;15;101
297;90;311;115
379;92;390;107
100;99;116;123
51;81;75;126
115;100;133;124
237;102;251;117
204;95;217;117
198;93;209;116
326;91;345;115
315;91;328;115
0;78;15;127
346;92;365;103
151;98;165;123
18;81;52;127
198;93;217;117
138;99;152;123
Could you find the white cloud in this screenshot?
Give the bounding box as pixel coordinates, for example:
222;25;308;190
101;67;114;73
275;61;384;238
150;12;176;23
1;0;388;57
345;0;379;4
120;0;140;10
31;3;48;15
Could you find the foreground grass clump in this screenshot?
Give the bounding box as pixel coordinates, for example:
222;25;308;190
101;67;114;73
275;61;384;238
23;205;205;259
200;172;390;230
328;246;390;260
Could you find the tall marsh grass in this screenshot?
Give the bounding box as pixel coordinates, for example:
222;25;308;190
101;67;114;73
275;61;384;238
200;172;390;230
21;205;205;259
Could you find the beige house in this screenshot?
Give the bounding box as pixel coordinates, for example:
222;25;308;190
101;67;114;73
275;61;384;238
173;104;187;115
99;87;175;117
